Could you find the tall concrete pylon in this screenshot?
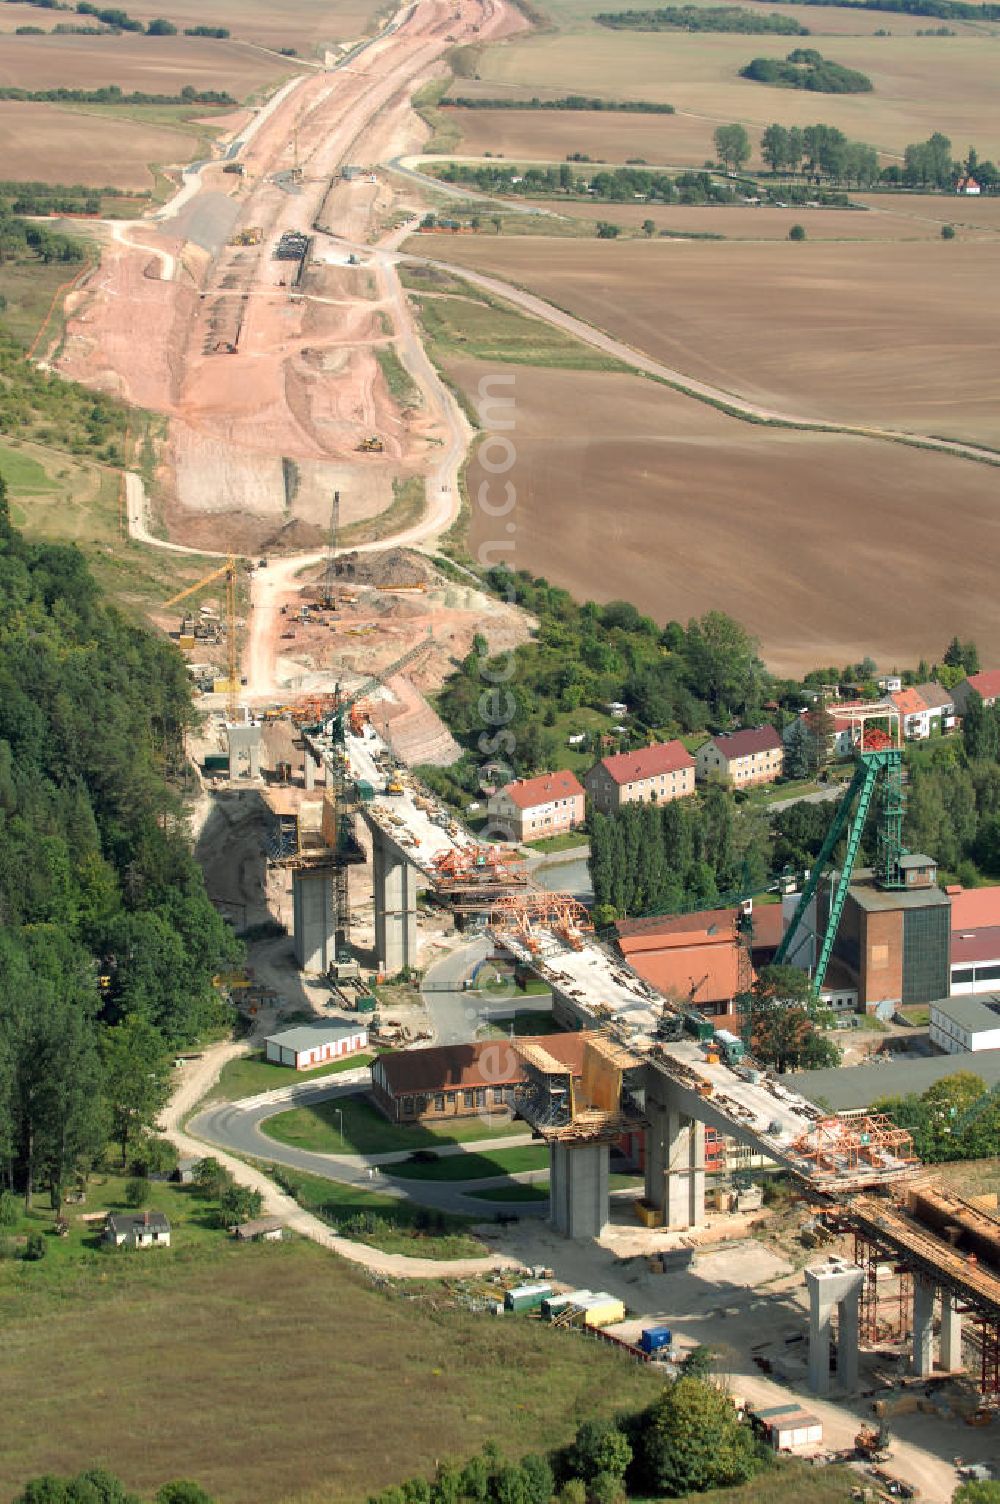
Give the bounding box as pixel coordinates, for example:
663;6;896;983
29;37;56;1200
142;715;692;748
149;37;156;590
643;1070;706;1230
372;823;418;974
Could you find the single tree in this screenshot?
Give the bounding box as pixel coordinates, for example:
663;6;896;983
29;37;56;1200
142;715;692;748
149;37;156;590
788;223;807;240
714;122;751;172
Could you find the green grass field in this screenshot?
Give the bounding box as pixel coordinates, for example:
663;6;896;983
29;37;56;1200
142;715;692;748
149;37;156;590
262;1093;522;1156
375;345;422;407
0;1232;665;1504
524;830;588;852
407;273;631;371
0;442;58;492
338;475;427;547
388;1145;549;1182
210;1051;375;1102
261;1163;485;1259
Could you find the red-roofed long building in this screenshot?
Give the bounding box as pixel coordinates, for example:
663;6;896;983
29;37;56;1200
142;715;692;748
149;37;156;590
487;770;585;842
954;671;1000;716
584;740;695;814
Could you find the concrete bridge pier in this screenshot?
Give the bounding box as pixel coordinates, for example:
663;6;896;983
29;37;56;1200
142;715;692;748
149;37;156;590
225;721;261;779
940;1290;964;1371
643;1080;706;1230
550;1140;610;1239
372;823;418;975
806;1259;863;1395
912;1274;937;1377
292;868;335;975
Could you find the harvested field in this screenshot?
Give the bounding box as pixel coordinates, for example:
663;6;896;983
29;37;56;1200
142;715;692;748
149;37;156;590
410;234;1000;444
472;31;1000;157
517;197;996;239
531;0;992;31
0;99;195;187
0;1239;661;1504
855;191;1000;231
437;104;726;168
104;0;384;54
0;32;296;97
451;357;1000;674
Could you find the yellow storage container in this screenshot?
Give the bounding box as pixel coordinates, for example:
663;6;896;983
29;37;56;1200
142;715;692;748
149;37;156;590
634;1199;661;1228
583;1298;626;1329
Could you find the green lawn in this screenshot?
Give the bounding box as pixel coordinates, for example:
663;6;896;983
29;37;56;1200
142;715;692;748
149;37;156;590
211;1051;375;1102
0;443;57;492
262;1093;523;1156
410;278;632;372
476;1010;557;1039
260;1162;485;1260
388;1145;549;1182
524;830;588;853
0;1172;228;1296
465;1183;551;1203
0;1234;665;1504
375;346;422;407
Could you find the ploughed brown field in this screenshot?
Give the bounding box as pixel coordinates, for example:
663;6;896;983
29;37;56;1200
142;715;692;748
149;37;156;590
410;234;1000;445
0;100;196;186
107;0;383;53
0;32;297;96
453;357;1000;674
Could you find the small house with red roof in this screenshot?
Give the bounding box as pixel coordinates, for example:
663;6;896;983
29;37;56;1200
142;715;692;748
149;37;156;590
695;726;784;788
584;740;695;814
956;175;981;195
954;670;1000;717
487;769;585;842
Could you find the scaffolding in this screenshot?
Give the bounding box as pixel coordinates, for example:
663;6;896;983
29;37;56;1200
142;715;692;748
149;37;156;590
489;890;592;954
787;1115;919;1180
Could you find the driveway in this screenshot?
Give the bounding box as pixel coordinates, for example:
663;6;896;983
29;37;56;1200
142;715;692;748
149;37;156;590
420;937;554;1044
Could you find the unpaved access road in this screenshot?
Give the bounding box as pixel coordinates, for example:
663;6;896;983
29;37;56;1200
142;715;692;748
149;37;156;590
164;1040;522;1277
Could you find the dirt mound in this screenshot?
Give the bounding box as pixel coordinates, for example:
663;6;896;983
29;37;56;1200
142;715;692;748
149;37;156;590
332;547;434;587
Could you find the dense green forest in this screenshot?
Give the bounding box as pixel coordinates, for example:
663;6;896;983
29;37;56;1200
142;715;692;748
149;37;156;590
0;487;239;1207
740;48;874;91
596;4;809;30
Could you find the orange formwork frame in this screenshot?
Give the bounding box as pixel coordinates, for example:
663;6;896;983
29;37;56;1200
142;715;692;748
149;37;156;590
788;1115;919;1175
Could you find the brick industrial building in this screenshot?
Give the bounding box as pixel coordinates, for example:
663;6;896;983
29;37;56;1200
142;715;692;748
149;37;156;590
369;1033;591;1124
826;856;951;1012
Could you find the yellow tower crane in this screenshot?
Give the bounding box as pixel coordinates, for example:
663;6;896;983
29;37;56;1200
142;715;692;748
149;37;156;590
163;557;239;721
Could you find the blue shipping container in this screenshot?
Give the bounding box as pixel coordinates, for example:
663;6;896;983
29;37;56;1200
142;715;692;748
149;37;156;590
639;1326;673;1354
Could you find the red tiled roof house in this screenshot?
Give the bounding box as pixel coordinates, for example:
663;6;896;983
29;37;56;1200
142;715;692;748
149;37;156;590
584;741;695;814
487;770;585;842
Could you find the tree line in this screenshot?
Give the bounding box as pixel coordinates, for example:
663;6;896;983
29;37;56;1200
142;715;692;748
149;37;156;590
0;83;235;104
596;4;809;30
432;161;741;205
440;94;675;113
0;490;241;1208
741;47;874;91
0;179;142;217
871;1071;1000;1162
768;0;1000;18
0;1;231;34
10;1473;217;1503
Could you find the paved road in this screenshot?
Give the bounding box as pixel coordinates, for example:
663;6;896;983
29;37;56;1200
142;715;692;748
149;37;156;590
189;1079;547;1219
421;937;555;1044
767;784;845;813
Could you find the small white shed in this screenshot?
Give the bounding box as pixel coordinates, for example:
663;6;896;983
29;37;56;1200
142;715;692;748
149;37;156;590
264;1021;368;1070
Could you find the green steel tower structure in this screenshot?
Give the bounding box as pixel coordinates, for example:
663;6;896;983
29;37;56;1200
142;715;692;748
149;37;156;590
773;709;905;995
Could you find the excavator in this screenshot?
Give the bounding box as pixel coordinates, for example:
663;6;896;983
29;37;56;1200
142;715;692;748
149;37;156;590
356;436;384;453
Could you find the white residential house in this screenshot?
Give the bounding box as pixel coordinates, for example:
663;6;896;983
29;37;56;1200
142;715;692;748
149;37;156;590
105;1212;171;1250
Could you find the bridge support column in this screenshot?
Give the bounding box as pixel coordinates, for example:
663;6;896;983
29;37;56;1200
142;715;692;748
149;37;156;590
550;1140;609;1240
912;1275;936;1377
225;722;261;779
806;1259;863;1395
940;1291;963;1372
373;824;417;975
292;868;335;975
644;1106;705;1230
